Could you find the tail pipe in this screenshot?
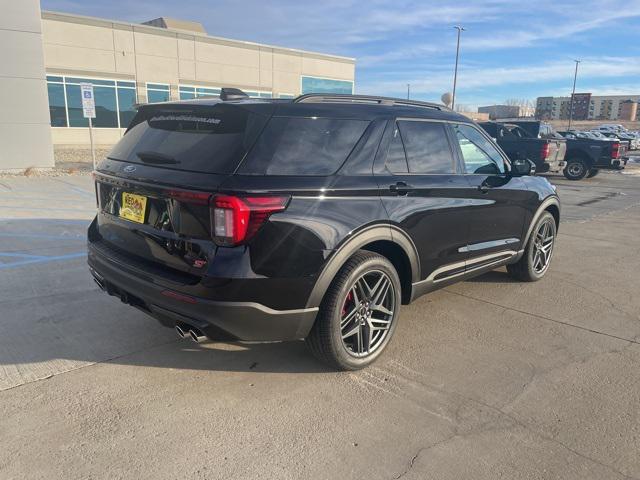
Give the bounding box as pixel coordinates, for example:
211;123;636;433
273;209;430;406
175;322;206;343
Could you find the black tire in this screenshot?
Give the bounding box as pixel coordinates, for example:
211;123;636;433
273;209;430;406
507;211;556;282
563;157;589;180
305;250;402;370
587;168;600;178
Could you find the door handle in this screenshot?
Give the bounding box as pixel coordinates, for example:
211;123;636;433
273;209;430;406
389;182;412;196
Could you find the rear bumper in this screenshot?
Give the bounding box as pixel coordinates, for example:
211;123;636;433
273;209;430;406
594;157;627;170
88;244;318;341
540;160;566;173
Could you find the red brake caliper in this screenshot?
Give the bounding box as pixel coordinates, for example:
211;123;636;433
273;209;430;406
342;291;353;318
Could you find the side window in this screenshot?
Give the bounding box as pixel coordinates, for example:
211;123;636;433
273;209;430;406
397;121;455;174
384;125;409;173
452;123;506;175
239;117;369;175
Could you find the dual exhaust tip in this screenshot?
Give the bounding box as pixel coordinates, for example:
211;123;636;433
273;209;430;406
175;323;207;343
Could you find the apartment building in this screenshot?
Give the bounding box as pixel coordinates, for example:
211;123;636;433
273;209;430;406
536;93;640;121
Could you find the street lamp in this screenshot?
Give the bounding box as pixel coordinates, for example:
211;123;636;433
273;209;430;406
567;59;581;130
451;25;465;110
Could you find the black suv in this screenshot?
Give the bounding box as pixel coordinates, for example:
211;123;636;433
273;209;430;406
88;92;560;370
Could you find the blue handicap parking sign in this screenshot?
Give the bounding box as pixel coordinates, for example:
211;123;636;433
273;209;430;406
83;90;92;98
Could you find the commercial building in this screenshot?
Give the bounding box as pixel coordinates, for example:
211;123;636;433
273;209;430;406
477;104;533;120
618;100;638;121
1;2;356;171
535;94;640;121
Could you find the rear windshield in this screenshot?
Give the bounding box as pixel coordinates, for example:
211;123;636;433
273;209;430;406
238;116;370;175
107;104;269;174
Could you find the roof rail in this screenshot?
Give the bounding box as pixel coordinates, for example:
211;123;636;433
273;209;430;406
293;93;446;111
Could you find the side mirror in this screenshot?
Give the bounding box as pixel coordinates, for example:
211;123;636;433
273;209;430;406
511;158;536;176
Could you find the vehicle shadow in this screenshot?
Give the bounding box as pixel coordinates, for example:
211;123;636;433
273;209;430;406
464;269;518;284
115;337;335;375
0;218;333;389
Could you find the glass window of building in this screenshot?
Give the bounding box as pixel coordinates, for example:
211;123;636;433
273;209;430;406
117;81;137;128
245;91;273;99
301;76;354;95
195;87;221;98
146;83;170;103
46;76;67;127
179;85;196;100
179;85;223;100
46;75;137;128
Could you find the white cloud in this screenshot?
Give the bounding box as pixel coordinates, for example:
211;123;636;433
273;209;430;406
357;56;640;96
358;1;640;67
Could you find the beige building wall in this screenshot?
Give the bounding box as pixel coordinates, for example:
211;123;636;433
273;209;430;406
41;11;355;146
0;0;54;170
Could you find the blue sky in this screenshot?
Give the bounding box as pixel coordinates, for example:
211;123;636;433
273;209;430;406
42;0;640;109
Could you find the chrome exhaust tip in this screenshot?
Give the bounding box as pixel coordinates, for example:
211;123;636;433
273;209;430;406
189;329;206;343
175;324;188;339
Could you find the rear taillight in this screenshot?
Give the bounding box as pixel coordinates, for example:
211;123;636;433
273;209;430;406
611;142;620;159
211;195;290;246
168;189;211;205
541;143;550;160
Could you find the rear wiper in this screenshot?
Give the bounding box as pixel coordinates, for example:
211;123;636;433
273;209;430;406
136;151;180;165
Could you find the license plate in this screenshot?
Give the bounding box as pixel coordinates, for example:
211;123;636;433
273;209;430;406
120;192;147;224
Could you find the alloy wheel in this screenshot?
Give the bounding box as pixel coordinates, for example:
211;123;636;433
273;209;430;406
340;270;396;357
567;162;584;178
532;219;555;274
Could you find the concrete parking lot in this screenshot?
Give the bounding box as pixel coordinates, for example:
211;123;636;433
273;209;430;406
1;165;640;479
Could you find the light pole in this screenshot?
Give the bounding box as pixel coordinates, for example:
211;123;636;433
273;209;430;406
407;83;410;100
451;25;465;110
567;59;580;130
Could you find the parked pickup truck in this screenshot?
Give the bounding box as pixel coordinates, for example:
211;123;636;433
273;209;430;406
479;121;566;174
555;131;627;180
508;120;627;180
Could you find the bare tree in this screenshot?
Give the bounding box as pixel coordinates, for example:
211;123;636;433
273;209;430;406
503;98;536;117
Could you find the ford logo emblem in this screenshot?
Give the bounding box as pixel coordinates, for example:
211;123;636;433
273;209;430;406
123;165;136;173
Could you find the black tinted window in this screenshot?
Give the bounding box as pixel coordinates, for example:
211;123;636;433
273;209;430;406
397;121;454;174
239;117;369;175
385;125;409;173
108;104;268;174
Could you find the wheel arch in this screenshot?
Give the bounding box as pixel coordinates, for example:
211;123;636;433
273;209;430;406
565;150;593;168
523;197;560;246
305;224;420;308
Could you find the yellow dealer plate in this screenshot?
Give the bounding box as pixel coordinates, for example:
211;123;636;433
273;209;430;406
120;192;147;224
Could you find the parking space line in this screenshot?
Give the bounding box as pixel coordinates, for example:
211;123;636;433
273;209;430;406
0;252;86;270
0;252;48;259
0;233;84;240
53;178;95;197
0;206;95;213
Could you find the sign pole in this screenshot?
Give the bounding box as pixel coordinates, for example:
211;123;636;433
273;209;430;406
89;117;96;169
80;83;97;169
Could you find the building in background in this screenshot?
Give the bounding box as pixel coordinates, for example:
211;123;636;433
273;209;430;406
536;94;640;121
535;97;555;120
1;1;54;171
478;104;533;120
616;100;638;121
42;11;355;148
0;3;356;170
570;93;591;120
